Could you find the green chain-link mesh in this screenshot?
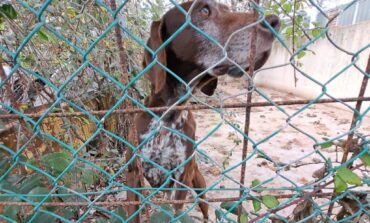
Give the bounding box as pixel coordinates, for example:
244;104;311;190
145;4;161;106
0;0;369;222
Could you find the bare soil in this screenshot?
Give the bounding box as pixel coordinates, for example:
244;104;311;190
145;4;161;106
185;76;370;221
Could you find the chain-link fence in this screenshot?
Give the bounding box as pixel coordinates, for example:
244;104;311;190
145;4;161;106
0;0;369;222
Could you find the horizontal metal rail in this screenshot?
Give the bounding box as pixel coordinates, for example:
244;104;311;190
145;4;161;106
1;96;369;119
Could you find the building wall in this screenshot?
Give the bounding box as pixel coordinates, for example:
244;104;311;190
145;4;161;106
315;0;370;27
255;20;370;113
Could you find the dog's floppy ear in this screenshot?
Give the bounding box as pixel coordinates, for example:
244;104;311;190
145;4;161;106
197;75;218;96
143;20;167;94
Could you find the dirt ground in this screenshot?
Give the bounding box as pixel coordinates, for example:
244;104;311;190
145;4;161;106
185;76;370;221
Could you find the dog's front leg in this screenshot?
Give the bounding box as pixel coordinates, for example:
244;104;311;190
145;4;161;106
125;150;144;223
192;163;208;220
174;159;209;221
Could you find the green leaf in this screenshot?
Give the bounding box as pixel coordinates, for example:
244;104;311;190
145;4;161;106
19;54;35;65
220;202;247;216
150;211;172;223
220;202;239;215
27;187;51;203
111;207;127;223
0;156;10;175
256;152;272;162
23;212;57;223
4;205;20;221
96;218;106;223
222;159;229;169
51;108;62;112
262;195;279;209
360;153;370;166
312;28;323;38
150;205;174;223
251;179;261;188
285;27;293;36
252;199;262;212
28;186;55;212
0;16;4;31
81;169;96;185
175;210;195;223
240;212;248;223
297;51;306;59
59;208;75;219
19;174;44;194
282;3;292;13
0;4;17;20
334;175;347;193
320;140;333;149
336;167;362;186
41;152;71;175
67;6;77;18
37;29;49;41
0;178;17;193
272;4;279;14
80;117;90;124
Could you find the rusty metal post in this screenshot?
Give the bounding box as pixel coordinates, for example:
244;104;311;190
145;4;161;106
341;54;370;163
238;0;260;221
109;1;142;222
327;54;370;217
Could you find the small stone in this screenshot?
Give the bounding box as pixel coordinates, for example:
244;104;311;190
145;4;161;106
207;166;221;176
307;113;317;118
116;191;127;200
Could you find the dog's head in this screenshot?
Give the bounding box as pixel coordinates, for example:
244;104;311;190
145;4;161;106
143;0;280;96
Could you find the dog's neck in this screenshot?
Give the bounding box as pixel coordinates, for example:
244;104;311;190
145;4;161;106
144;85;185;123
144;46;204;121
145;71;202;122
148;47;202;104
146;75;189;111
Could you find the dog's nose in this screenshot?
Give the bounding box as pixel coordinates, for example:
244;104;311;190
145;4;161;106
262;15;281;32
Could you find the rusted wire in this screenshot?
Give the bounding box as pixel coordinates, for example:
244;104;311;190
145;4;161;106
0;192;335;207
1;97;369;120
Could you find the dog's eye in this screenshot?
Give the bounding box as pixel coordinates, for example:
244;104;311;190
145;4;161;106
200;6;210;17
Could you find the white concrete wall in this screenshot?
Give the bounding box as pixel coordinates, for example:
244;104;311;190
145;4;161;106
255;21;370;113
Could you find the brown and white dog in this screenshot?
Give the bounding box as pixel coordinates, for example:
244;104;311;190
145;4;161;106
134;0;280;219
